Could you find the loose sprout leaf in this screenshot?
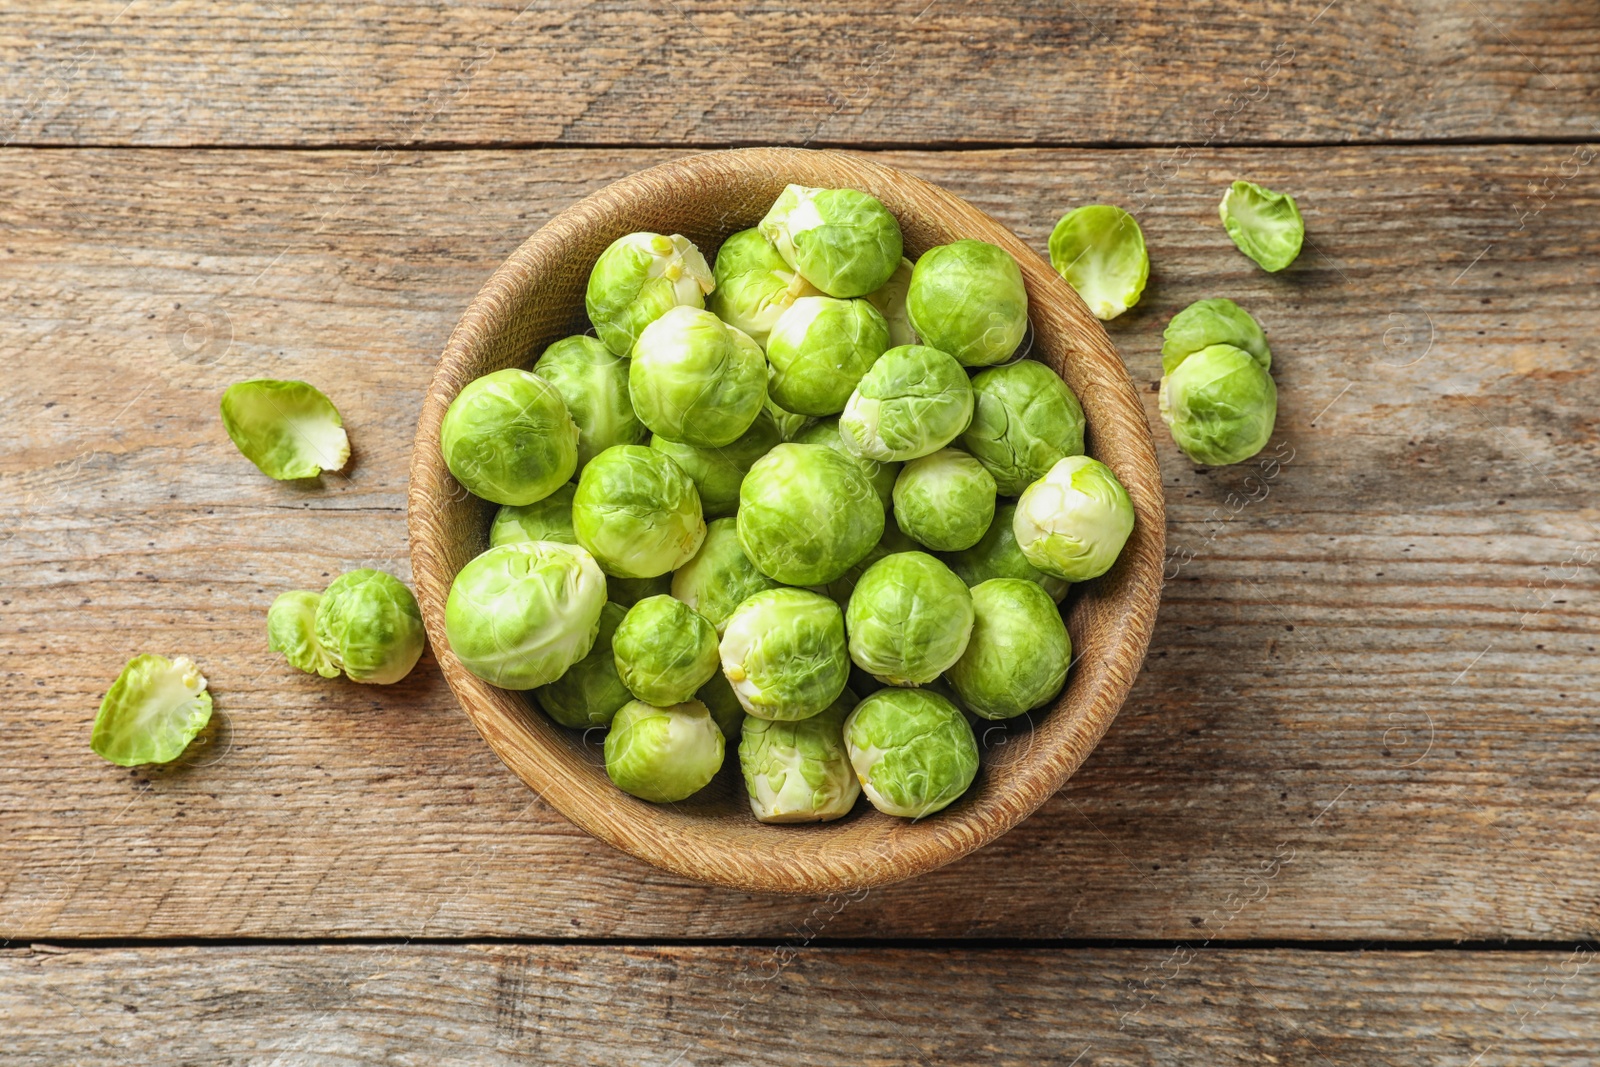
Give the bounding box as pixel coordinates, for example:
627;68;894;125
1160;298;1271;375
1219;180;1304;273
1047;205;1149;321
267;590;340;678
220;379;350;480
91;654;213;767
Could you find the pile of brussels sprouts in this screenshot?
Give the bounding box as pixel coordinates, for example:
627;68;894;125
437;185;1136;823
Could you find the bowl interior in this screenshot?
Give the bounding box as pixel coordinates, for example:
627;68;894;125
408;148;1165;894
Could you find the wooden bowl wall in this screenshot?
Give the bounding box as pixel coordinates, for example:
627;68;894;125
408;148;1165;894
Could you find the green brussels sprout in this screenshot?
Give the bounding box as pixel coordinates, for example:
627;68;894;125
864;256;919;348
947;579;1071;720
945;502;1070;602
533;335;648;469
439;368;579;506
630;305;767;447
764;396;815;442
1161;298;1271;374
765;296;891;416
960;360;1087;495
604;698;725;803
1048;205;1149;321
719;588;851;721
585;231;714;356
1219;180;1304;272
671;518;780;634
736;442;885;586
650;408;781;519
824;524;922;607
612;595;720;707
708;227;820;348
793;416;900;511
534;601;631;729
838;344;974;463
489;483;578;548
844;551;974;686
572;445;706;579
267;589;340;678
311;569;426;685
739;691;860;823
220;379;349;480
892;449;997;552
759;184;904;298
91;654;213;767
607;573;672;608
696;671;746;741
444;541;608;689
1159;343;1278;465
906;240;1029;367
842;688;979;818
1014;455;1135;582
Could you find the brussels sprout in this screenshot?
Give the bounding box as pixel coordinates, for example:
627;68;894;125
864;257;918;348
947;579;1071;720
220;379;349;480
793;416;900;511
607;573;672;608
444;541;608;689
1047;205;1149;321
439;369;579;506
838;344;974;463
823;525;922;607
1014;455;1135;582
892;449;997;552
91;654;213;767
765;296;891;417
696;670;746;740
650;408;781;519
630;305;767;447
906;240;1029;367
585;232;714;356
736;443;884;586
613;595;720;707
960;360;1086;495
759;184;904;298
671;518;780;634
708;227;820;348
267;590;339;678
572;445;705;579
844;551;974;686
764;396;815;442
1219;180;1304;273
490;483;578;548
739;691;860;823
719;588;850;721
604;698;725;803
533;335;648;469
534;601;631;729
842;688;979;818
311;570;426;685
1159;342;1278;465
945;502;1070;602
1161;298;1271;374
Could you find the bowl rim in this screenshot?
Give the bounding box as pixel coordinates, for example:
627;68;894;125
408;147;1165;895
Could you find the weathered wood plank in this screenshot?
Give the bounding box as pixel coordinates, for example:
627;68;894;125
4;943;1597;1065
1;146;1596;940
4;1;1598;147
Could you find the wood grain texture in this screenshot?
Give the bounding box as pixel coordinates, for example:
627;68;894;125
407;147;1165;893
5;942;1599;1065
1;146;1596;940
4;1;1599;148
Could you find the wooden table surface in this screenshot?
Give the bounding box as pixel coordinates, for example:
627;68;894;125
3;3;1597;1063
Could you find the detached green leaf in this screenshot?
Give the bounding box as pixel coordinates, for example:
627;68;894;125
1219;180;1304;272
267;590;340;678
221;379;350;480
91;654;213;767
1047;205;1149;321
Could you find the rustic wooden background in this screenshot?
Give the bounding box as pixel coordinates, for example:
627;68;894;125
2;2;1597;1063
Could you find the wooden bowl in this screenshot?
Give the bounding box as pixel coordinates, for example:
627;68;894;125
408;148;1165;894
